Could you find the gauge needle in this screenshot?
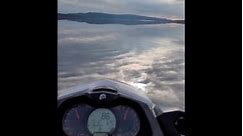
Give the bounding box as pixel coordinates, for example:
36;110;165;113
75;109;80;120
123;108;128;120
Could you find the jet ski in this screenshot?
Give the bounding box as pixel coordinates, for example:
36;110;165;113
58;79;187;136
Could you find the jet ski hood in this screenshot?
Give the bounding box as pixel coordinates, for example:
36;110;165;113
58;79;154;109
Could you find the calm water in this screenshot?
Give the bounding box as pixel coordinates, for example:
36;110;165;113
58;20;184;111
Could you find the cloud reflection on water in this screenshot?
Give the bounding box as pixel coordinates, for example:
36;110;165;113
58;21;184;111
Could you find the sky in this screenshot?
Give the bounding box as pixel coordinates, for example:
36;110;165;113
58;0;184;19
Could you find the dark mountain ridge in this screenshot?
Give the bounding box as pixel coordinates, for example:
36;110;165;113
58;12;184;25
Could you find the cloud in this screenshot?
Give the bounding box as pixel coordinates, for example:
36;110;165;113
58;0;184;19
58;34;117;44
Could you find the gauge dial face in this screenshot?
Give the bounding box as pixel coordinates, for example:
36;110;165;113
87;108;116;134
62;104;93;136
112;105;140;136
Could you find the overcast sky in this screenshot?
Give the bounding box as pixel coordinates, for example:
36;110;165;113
58;0;184;19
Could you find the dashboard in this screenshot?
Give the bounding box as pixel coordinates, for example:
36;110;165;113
58;89;154;136
62;104;140;136
57;79;189;136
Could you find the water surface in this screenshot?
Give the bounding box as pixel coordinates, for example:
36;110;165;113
58;20;184;111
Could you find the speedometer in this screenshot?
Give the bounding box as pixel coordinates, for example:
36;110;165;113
87;108;116;134
62;104;93;136
112;105;140;136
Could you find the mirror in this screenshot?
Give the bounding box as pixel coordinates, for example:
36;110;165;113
157;111;187;136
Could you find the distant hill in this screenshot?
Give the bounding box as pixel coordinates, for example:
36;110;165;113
58;12;184;25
